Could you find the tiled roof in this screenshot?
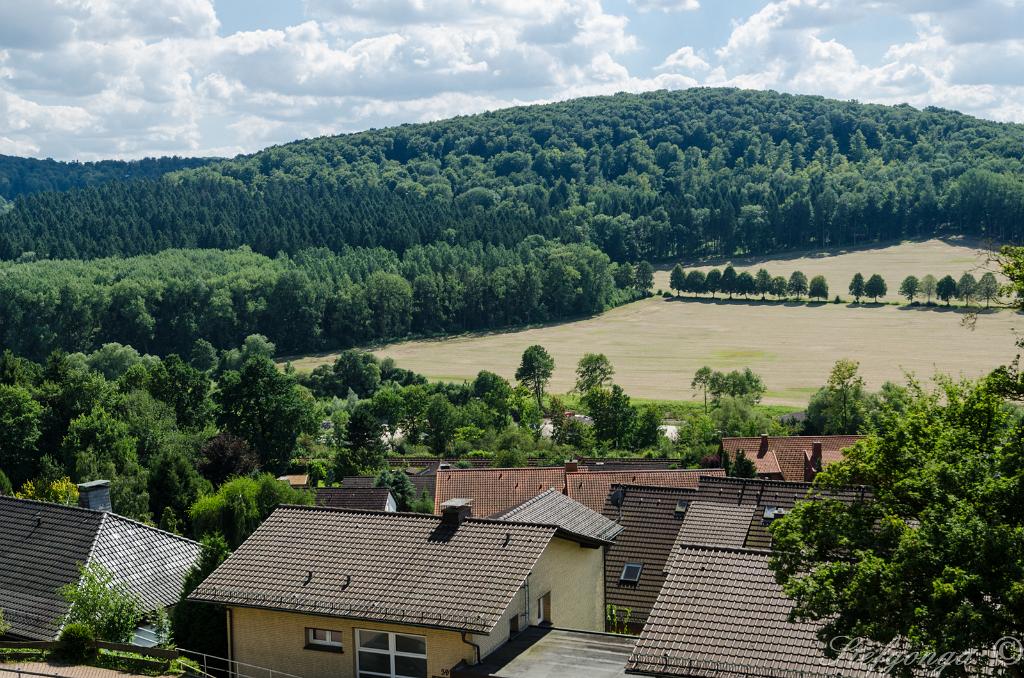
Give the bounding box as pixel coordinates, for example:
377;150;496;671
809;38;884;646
0;496;200;640
672;501;755;549
498;489;624;544
316;487;394;511
567;469;723;513
434;467;568;518
721;435;864;482
189;505;557;634
601;485;697;629
694;475;872;508
627;545;880;678
342;474;435;499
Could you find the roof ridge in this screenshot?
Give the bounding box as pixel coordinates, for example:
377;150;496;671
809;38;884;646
567;468;708;476
673;541;774;557
103;510;202;545
276;503;563;532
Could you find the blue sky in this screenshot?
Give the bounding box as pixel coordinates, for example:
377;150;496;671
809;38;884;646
1;0;1022;160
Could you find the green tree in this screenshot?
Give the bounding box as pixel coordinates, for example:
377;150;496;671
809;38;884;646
375;469;415;511
148;448;211;533
704;269;722;298
583;385;635;450
630;405;662;451
808;359;866;435
669;264;685;296
171;534;231;658
957;272;977;306
771;377;1023;670
754;268;772;300
787;271;808;299
424;394;457;455
575;353;615;394
721;266;737;299
0;383;43;487
634;261;655;295
977;272;999;308
849;272;866;302
732;451;757;478
736;271;755;298
189;474;312;547
147;354;211;429
215;357;319;473
60;562;142;643
770;276;788;298
189;339;218;372
808;275;829;301
684;270;706;296
515;345;555;408
691;366;713;414
898;275;919;303
336;403;385;476
864;274;887;302
920;274;938;304
197;433;260;485
937;274;958;305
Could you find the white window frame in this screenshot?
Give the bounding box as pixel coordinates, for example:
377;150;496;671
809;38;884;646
306;627;343;649
356;629;427;678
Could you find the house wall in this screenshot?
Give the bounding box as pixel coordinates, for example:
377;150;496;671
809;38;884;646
527;536;605;631
229;607;476;678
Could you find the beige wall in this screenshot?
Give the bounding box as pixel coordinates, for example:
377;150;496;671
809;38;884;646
527;536;605;632
229;607;476;678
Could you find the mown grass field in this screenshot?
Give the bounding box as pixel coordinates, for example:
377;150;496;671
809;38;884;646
288;239;1021;407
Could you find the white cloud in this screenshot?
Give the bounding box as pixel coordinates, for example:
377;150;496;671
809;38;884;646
656;46;710;72
628;0;700;12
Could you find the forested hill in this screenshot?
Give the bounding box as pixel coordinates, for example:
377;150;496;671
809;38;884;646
0;154;213;201
2;87;1024;262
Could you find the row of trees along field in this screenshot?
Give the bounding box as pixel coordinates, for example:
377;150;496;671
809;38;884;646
2;89;1024;263
669;263;1004;305
0;239;648;360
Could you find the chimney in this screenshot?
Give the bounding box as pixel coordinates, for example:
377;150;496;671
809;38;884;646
77;480;112;512
810;441;823;474
565;460;579;473
758;433;769;456
440;498;473;526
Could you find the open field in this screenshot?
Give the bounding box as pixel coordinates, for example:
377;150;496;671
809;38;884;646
653;237;1004;302
286;239;1021;407
288;297;1022;407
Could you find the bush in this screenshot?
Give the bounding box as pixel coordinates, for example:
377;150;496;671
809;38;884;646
57;623;98;663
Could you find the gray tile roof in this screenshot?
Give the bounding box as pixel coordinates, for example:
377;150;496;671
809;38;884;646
695;475;872;509
316;487;395;511
189;505;558;634
627;545;880;678
498;489;624;545
0;496;200;640
672;501;755;549
342;474;435;500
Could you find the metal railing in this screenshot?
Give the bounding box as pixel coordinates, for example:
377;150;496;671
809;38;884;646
177;648;304;678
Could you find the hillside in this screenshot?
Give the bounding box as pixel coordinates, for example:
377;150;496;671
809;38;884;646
0;154;213;202
2;88;1023;262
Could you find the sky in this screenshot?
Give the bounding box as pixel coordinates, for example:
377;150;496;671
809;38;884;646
1;0;1022;161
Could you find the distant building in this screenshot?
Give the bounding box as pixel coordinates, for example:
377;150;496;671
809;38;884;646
277;474;310;490
316;487;397;512
720;434;864;482
0;482;201;644
189;500;609;678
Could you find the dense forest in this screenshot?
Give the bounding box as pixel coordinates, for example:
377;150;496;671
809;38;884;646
0;239;641;359
0;154;212;201
3;89;1024;263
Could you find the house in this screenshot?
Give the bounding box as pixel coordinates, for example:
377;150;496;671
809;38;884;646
316;487;397;512
497;488;624;545
0;482;201;643
342;474;436;502
720;434;864;482
189;500;608;678
277;474;310;490
434;463;723;517
626;544;881;678
600;484;698;633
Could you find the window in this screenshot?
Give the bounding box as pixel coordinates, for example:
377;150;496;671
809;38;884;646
762;506;787;524
674;500;689;518
356;630;427;678
537;592;551;624
619;562;643;584
305;627;343;651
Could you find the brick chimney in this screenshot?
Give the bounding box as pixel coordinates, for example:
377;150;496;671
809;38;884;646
440;498;473;526
77;480;112;512
758;433;769;457
565;460;579;473
810;441;823;473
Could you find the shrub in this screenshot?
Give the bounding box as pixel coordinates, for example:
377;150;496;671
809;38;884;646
57;623;98;663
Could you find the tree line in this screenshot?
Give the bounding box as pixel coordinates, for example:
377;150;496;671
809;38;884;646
2;88;1023;264
0;239;647;361
669;264;1005;306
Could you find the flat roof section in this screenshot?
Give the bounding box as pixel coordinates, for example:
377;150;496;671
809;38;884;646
457;627;634;678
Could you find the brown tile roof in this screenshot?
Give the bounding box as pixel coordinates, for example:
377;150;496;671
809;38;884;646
567;469;724;513
316;487;394;511
627;545;880;678
0;496;200;640
601;485;698;629
694;475;872;509
342;474;435;499
189;505;556;633
721;435;864;481
498;489;624;545
672;501;755;549
434;467;567;518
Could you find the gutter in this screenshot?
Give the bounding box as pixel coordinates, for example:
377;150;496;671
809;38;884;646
460;631;481;665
